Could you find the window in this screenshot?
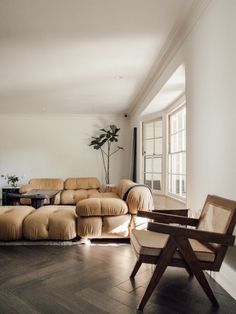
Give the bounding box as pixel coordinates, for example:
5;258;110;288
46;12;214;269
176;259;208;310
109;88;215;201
168;105;186;198
143;119;163;191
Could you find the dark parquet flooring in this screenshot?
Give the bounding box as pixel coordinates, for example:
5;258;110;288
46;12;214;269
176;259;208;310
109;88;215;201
0;241;235;314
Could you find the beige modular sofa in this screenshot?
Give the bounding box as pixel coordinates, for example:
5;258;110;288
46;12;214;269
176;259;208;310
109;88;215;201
0;177;153;241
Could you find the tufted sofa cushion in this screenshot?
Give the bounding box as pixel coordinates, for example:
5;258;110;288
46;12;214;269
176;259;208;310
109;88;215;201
77;214;131;238
0;206;35;240
88;192;119;199
64;177;100;190
20;178;64;192
60;189;99;205
23;205;77;240
76;198;128;217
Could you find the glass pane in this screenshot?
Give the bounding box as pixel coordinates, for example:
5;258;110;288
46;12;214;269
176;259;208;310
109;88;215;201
183;129;186;151
170;133;177;153
154;120;162;138
170;131;185;153
144;139;154;155
143;122;154;139
170;114;177;135
144;173;152;189
178;110;184;130
168;173;172;193
170;106;186;135
181;106;186;130
169;152;186;175
154;138;162;155
182;152;186;175
182;175;187;197
145;157;152;173
153;174;161;191
153;157;162;173
169;174;186;198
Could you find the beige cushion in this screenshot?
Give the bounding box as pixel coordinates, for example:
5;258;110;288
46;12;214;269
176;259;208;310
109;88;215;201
103;215;131;237
77;216;102;237
77;215;131;238
24;178;64;191
20;184;32;194
23;205;77;240
88;192;119;199
131;229;215;263
64;177;100;190
116;179;134;199
76;198;128;216
126;186;154;214
0;206;35;240
60;189;99;205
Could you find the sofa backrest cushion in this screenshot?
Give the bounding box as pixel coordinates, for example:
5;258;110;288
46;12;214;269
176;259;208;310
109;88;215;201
64;177;101;190
116;179;134;199
116;179;154;214
29;178;64;190
126;186;154;214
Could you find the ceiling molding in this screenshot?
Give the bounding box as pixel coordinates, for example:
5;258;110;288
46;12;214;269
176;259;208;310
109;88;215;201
0;113;127;121
128;0;213;118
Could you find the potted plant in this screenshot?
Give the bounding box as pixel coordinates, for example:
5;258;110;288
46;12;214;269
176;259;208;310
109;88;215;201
1;174;22;187
89;125;124;185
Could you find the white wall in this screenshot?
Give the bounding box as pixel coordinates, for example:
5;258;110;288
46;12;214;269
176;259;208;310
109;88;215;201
131;0;236;299
186;0;236;298
0;114;131;191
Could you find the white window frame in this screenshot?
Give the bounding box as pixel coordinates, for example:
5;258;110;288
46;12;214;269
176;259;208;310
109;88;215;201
166;101;187;201
142;116;164;194
140;96;187;202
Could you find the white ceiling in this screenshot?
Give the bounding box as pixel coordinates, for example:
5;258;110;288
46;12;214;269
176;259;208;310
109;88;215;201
141;65;186;116
0;0;194;114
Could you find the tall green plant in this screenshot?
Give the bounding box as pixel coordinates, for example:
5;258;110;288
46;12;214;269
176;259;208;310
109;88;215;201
89;125;124;184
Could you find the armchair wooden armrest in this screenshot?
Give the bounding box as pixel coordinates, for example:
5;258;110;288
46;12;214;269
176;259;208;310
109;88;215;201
153;208;189;216
138;210;199;226
148;222;235;246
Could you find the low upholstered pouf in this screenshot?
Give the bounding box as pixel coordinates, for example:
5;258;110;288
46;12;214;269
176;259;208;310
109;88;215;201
23;205;77;240
0;206;35;240
76;198;131;238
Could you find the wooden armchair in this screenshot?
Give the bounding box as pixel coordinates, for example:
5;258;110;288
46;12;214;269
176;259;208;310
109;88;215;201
130;195;236;311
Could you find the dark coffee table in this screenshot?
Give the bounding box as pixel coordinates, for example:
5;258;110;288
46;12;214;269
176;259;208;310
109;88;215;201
8;189;60;209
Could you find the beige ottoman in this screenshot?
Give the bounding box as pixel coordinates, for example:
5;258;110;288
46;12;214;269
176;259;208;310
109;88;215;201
23;205;77;240
0;206;35;240
76;198;131;238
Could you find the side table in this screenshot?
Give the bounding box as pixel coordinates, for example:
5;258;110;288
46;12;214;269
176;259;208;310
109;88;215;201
2;187;20;205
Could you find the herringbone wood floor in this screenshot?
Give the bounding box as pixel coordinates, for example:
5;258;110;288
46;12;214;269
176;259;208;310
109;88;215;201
0;241;235;314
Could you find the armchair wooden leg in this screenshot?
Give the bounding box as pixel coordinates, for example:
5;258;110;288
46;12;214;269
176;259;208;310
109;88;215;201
130;259;142;279
138;237;177;311
184;262;194;278
175;237;219;307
